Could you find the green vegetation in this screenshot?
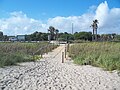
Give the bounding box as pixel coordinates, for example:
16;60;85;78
74;32;92;41
69;42;120;71
1;29;120;42
0;42;57;67
48;26;59;40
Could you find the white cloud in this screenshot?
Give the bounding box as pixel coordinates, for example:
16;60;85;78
0;11;47;35
0;1;120;35
47;14;94;33
47;1;120;34
94;1;120;34
94;1;109;27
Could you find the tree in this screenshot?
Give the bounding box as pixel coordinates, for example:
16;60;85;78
41;33;48;41
3;35;9;41
111;33;116;39
25;35;31;41
0;31;3;41
59;32;74;41
48;26;60;41
74;32;92;41
74;32;80;40
48;26;56;40
91;19;98;41
55;29;59;40
36;32;42;41
116;35;120;41
25;31;50;41
30;31;38;41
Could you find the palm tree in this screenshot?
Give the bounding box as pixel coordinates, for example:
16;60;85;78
48;26;55;40
91;19;98;41
55;29;59;40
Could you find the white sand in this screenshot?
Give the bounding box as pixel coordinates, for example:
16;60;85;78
0;45;120;90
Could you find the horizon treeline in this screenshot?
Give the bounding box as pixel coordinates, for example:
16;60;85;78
0;30;120;41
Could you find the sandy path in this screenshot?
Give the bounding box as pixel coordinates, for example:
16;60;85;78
0;45;120;90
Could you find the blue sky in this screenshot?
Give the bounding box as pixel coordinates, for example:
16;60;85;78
0;0;120;19
0;0;120;35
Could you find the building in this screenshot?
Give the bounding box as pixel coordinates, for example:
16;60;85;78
8;36;17;41
17;35;25;41
8;35;25;41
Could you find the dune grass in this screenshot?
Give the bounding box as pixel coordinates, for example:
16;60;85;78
0;42;57;67
69;42;120;71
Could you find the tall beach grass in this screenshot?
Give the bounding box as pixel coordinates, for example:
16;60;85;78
69;42;120;71
0;42;57;67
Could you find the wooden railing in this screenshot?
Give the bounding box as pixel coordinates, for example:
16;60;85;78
32;43;58;60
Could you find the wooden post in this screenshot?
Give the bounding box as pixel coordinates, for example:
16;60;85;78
50;44;51;51
62;52;64;63
46;46;48;54
41;53;43;58
41;49;43;58
67;43;69;52
95;30;97;41
53;43;54;49
48;45;50;52
65;46;67;58
32;53;35;62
